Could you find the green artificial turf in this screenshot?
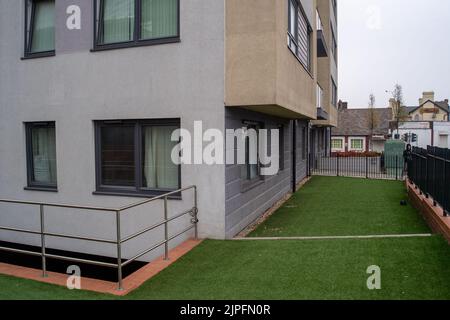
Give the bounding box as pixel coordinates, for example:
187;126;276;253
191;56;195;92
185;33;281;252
1;237;450;300
0;176;447;300
250;176;430;237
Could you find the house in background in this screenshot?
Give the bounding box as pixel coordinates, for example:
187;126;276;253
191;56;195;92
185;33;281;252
331;101;391;153
401;91;449;122
390;91;450;149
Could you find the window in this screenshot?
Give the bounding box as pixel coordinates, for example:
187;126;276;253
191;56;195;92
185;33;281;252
316;84;324;109
302;126;307;160
241;122;261;183
318;129;324;151
94;0;180;50
331;77;338;107
332;0;337;17
95;119;180;196
331;27;337;62
24;0;55;58
349;138;365;151
331;137;344;152
287;0;312;71
25;122;57;190
278;125;285;171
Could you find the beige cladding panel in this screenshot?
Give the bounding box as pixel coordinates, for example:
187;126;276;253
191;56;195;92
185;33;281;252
225;0;318;119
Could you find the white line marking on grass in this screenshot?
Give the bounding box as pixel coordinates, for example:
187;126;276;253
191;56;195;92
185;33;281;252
233;234;433;241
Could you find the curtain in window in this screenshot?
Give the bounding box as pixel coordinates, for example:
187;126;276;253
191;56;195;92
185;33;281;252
141;0;178;39
32;127;57;184
101;0;135;44
31;0;55;52
143;126;179;189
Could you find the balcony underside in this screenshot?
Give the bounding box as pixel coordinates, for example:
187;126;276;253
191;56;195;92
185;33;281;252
226;105;315;120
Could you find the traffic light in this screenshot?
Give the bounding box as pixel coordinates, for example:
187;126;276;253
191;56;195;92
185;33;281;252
411;133;418;143
402;134;408;142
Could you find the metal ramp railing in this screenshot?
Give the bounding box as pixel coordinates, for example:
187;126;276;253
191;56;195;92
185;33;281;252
0;185;198;290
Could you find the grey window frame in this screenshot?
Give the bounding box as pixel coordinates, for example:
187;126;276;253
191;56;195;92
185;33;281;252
302;126;307;160
25;121;58;192
94;119;181;198
331;0;337;18
93;0;181;52
331;26;337;63
278;125;285;172
240;120;264;191
331;77;338;107
23;0;56;59
287;0;312;72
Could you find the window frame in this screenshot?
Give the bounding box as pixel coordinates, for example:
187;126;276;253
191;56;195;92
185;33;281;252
330;26;338;63
331;77;338;107
331;0;337;19
94;119;181;198
92;0;181;52
348;137;366;152
278;124;285;172
287;0;313;73
240;120;264;191
331;137;345;152
25;121;58;192
23;0;56;59
301;126;308;160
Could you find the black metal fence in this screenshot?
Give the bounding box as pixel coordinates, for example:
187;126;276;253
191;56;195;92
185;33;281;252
310;154;404;181
408;146;450;217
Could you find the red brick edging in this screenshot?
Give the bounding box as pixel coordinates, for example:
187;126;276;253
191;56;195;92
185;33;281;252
406;180;450;244
0;239;202;296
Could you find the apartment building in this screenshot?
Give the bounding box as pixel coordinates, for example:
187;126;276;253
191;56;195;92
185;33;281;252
310;0;338;156
0;0;338;262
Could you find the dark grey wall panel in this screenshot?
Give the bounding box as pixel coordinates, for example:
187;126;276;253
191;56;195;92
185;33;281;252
224;108;308;238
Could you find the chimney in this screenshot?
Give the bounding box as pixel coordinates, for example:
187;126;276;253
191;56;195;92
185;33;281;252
421;91;435;104
389;98;396;108
338;100;347;110
389;98;398;120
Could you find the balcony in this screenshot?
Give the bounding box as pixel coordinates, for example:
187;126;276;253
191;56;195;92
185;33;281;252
225;0;317;120
316;10;328;58
316;84;328;120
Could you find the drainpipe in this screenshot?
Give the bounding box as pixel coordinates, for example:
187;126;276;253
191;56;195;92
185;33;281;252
431;121;434;146
292;120;297;193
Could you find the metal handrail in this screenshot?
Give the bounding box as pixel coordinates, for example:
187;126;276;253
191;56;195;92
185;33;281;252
0;185;198;290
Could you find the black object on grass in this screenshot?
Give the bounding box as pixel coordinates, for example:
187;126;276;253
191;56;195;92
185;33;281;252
400;200;407;206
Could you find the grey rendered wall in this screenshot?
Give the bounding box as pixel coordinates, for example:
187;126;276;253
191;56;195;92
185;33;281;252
0;0;226;261
224;109;309;238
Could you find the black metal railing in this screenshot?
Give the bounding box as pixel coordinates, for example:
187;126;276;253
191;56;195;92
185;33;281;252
310;153;404;181
409;146;450;217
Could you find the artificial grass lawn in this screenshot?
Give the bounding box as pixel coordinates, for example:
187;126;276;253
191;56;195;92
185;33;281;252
250;176;430;237
0;176;447;300
1;237;450;300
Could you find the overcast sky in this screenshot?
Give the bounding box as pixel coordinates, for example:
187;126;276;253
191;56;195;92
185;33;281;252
338;0;450;108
